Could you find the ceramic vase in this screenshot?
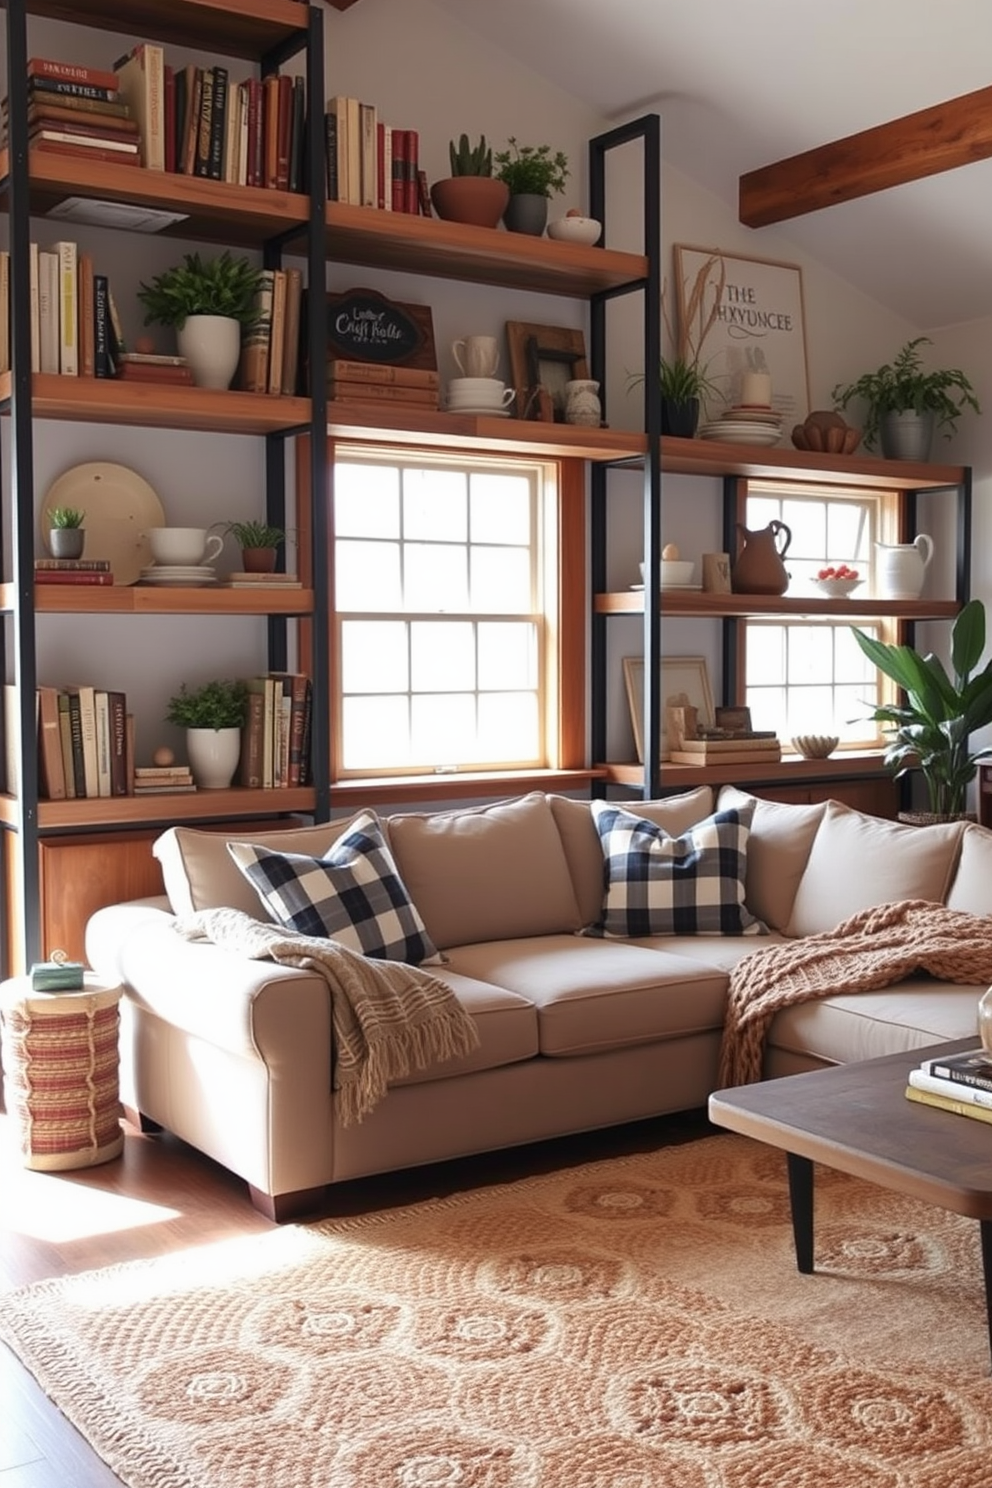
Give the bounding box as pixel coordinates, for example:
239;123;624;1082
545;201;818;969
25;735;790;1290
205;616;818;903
177;314;242;390
564;379;602;427
186;726;242;788
979;988;992;1053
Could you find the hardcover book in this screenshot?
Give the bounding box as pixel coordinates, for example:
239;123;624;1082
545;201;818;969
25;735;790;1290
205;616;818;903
921;1047;992;1093
113;42;165;170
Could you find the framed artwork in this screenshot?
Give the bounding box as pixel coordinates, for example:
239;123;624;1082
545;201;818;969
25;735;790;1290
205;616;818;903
623;655;715;763
672;246;810;426
505;321;588;421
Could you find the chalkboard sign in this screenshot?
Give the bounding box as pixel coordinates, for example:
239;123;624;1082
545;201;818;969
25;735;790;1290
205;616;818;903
324;288;437;371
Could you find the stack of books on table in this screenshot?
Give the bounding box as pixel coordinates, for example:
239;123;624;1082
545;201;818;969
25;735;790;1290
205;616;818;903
132;764;196;796
2;57;141;167
327;357;440;410
905;1048;992;1124
668;731;781;766
35;559;113;586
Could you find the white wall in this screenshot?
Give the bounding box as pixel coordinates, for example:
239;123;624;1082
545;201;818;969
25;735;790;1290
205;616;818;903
6;0;988;771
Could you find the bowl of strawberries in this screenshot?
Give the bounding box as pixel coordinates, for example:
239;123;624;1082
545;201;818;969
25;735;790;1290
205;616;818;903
814;563;862;598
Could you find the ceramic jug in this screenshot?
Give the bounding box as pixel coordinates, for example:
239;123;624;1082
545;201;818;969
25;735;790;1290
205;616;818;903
564;379;602;427
875;533;934;599
733;520;792;595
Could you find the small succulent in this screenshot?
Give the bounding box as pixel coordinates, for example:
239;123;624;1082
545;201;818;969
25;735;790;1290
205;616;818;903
225;519;285;549
449;133;493;177
48;506;85;528
137;251;266;331
165;679;248;730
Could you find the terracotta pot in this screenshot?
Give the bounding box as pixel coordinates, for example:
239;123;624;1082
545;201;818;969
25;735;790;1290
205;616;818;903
241;547;278;573
429;177;509;229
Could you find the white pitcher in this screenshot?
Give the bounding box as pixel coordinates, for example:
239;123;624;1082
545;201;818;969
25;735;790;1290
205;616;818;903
875;533;934;599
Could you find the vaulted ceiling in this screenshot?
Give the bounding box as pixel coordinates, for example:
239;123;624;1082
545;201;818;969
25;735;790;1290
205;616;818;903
417;0;992;331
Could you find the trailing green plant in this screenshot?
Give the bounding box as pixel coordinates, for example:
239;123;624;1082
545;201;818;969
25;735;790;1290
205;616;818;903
137;251;266;330
851;598;992;816
225;519;285;549
494;138;569;197
165;679;248;731
832;336;980;449
448;133;492;176
48;506;85;528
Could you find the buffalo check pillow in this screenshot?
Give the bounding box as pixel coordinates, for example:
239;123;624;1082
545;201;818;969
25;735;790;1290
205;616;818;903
227;810;441;965
587;799;763;937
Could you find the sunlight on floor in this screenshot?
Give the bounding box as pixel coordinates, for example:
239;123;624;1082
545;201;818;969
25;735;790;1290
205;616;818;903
2;1167;180;1244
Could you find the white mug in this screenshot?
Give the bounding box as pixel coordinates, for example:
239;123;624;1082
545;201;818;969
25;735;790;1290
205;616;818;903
452;335;500;379
150;526;225;567
447;378;515;409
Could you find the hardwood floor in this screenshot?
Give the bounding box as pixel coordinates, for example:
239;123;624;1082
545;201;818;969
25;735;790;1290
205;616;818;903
0;1105;715;1486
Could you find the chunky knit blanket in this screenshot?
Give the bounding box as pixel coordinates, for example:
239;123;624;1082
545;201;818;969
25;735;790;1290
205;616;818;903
718;898;992;1089
177;909;480;1126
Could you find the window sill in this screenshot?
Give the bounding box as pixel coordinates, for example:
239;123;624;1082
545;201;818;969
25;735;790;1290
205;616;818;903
329;768;607;807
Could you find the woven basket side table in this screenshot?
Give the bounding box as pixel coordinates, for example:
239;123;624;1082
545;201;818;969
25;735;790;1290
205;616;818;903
1;974;125;1170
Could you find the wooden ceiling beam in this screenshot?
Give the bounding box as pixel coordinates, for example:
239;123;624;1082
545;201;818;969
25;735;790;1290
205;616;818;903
739;84;992;228
325;1;363;9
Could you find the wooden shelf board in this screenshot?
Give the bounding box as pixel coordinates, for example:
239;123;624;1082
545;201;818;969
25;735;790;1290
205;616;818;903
316;202;649;298
0;151;309;249
600;751;893;790
14;0;309;61
326;404;646;462
28;585;314;614
596;592;961;619
328;768;608;807
1;786;318;830
0;373;311;434
660;435;965;489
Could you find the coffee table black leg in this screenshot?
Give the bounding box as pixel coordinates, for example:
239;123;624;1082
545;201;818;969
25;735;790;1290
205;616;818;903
786;1153;814;1273
980;1219;992;1372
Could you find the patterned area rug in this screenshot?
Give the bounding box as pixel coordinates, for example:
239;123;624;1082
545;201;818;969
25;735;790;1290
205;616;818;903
2;1133;992;1487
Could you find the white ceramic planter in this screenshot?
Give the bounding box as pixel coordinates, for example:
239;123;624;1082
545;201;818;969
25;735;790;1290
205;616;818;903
177;315;242;390
186;727;242;788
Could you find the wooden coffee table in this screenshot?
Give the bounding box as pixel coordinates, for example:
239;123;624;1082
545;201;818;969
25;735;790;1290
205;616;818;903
709;1038;992;1368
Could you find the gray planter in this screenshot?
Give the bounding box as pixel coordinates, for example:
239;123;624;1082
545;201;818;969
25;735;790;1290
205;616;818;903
879;410;935;462
48;527;85;559
503;193;548;235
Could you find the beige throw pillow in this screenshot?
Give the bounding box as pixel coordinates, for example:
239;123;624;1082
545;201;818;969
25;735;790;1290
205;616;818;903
944;823;992;916
784;800;967;938
717;786;827;932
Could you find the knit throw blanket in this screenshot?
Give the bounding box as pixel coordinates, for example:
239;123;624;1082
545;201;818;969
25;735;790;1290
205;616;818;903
718;898;992;1089
177;909;480;1127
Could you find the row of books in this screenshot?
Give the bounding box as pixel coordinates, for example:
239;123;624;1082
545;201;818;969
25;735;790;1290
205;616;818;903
30;684;130;801
238;267;304;397
4;54;306;192
325;97;426;214
905;1047;992;1125
240;674;313;790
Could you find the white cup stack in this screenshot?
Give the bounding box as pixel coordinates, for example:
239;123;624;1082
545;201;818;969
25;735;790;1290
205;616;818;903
446;377;516;415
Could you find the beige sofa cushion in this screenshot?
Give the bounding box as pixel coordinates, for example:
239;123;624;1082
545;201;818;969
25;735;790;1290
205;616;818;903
550;787;714;927
785;801;966;938
944;823;992;916
718;786;827;932
387;792;582;949
154;819;364;918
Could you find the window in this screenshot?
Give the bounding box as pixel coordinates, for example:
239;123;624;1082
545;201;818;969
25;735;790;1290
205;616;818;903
331;447;579;779
741;481;899;746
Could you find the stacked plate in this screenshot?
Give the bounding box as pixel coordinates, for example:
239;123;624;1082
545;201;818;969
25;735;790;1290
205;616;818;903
140;565;217;587
699;403;784;447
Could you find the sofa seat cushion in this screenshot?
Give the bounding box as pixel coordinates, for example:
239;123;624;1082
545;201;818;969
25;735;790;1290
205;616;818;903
386;972;540;1088
624;932;787;972
443;935;728;1057
767;977;984;1067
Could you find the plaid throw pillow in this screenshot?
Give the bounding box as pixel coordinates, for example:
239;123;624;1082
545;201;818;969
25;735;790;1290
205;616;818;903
587;800;763;938
227;811;441;965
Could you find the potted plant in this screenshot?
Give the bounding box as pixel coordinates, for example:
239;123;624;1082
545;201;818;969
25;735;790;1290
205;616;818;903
627;252;726;436
46;505;86;559
493;137;569;235
166;678;248;789
137;250;265;390
851;598;992;820
225;519;285;574
430;134;509;229
832;336;980;460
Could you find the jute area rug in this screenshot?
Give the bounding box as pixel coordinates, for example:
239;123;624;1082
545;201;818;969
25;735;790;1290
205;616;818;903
2;1133;992;1488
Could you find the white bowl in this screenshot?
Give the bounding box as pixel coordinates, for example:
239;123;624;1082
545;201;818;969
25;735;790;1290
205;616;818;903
639;559;696;587
547;215;602;246
814;577;862;598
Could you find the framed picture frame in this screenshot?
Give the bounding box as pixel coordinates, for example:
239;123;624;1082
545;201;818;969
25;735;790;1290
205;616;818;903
505;321;588;421
622;655;715;763
672;246;810;426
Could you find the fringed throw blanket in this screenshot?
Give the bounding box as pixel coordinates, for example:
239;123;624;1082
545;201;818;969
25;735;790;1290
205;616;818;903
177;909;480;1126
719;899;992;1089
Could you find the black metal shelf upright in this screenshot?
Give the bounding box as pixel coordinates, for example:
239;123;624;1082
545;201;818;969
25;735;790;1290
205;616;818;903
588;113;662;797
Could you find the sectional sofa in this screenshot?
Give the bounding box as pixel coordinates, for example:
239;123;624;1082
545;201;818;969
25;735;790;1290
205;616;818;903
86;787;992;1219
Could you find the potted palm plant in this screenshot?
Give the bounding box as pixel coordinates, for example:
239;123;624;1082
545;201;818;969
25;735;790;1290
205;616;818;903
137;250;265;390
493;137;569;235
430;134;509;228
166;678;248;789
832;336;980;460
851;599;992;820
